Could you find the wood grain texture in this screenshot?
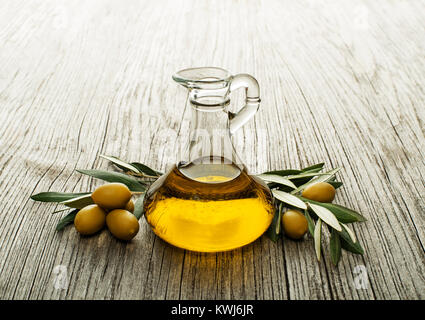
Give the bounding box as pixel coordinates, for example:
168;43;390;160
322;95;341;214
0;0;424;300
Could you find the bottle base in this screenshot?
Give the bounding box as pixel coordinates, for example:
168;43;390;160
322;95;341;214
143;163;275;253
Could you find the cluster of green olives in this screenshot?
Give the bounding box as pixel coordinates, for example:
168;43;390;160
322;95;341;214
74;183;139;241
282;182;336;240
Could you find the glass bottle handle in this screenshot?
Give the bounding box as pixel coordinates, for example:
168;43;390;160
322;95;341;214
228;73;261;135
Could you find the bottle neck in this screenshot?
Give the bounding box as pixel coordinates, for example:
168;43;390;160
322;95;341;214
179;99;241;167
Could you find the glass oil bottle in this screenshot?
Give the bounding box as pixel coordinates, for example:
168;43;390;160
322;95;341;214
143;67;274;252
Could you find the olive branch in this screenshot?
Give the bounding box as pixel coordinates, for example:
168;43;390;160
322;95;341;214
31;155;366;265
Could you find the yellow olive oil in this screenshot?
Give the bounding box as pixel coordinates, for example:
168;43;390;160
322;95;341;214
143;158;274;252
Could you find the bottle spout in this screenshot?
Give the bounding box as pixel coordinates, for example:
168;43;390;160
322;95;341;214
173;67;232;107
173;67;231;90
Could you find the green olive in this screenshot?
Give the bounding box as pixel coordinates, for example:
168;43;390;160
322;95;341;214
74;204;106;235
302;182;336;203
91;183;132;210
124;199;135;212
106;209;139;241
281;209;308;240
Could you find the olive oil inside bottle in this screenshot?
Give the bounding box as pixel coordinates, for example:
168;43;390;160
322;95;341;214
143;157;274;252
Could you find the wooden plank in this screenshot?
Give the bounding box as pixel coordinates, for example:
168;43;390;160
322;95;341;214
0;0;424;300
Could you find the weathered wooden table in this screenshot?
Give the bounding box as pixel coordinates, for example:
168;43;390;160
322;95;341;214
0;0;424;300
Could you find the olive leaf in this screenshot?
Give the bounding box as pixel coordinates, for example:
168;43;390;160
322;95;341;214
257;174;296;189
56;209;78;231
341;223;357;243
339;227;364;255
263;163;325;189
288;176;317;188
291;167;341;194
266;204;283;242
100;155;140;173
324;203;366;223
133;194;145;220
268;184;294;193
31;192;90;202
297;197;366;223
130;162;162;177
272;190;307;210
77;169;146;192
60;194;94;209
301;163;325;172
258;168;301;176
340;238;364;255
314;219;322;261
309;203;342;231
286;171;327;193
304;209;315;236
328;181;343;189
330;228;342;266
292;164;325;186
52;208;72;214
262;163;324;181
286;172;329;180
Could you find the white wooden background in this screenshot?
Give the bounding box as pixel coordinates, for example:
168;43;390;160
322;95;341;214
0;0;424;299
